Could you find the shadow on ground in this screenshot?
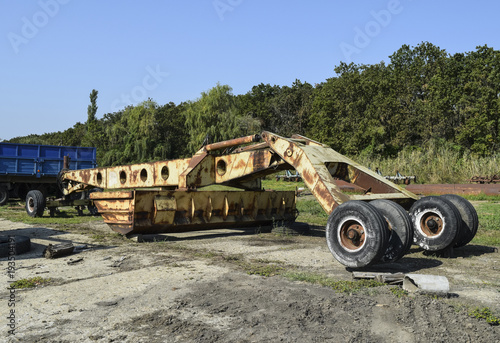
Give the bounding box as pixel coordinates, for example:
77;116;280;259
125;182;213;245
0;226;115;261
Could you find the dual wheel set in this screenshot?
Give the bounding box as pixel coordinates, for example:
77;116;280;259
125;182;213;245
326;195;479;268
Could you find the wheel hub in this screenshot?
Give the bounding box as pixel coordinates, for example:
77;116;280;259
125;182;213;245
420;213;443;237
27;197;35;211
340;221;365;251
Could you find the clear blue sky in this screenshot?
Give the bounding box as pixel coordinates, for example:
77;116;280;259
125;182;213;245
1;0;498;141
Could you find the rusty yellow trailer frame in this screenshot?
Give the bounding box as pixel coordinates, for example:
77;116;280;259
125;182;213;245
60;131;418;235
90;189;296;235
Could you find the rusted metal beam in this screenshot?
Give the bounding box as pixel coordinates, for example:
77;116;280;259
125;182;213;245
469;175;500;184
233;142;269;153
406;184;500;196
204;134;260;152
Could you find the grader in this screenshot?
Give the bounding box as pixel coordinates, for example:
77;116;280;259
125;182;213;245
26;132;478;268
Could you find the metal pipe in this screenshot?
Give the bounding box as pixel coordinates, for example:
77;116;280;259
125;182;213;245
63;155;70;170
205;134;260;151
233;142;269;153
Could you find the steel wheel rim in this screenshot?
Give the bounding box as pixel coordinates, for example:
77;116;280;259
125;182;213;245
338;217;367;252
417;210;444;237
27;197;35;212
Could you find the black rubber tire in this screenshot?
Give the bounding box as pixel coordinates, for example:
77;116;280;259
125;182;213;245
57;168;70;194
326;201;389;268
440;194;479;248
87;203;99;216
0;186;9;206
370;199;413;263
25;190;46;218
409;196;462;251
87;188;103;216
0;235;31;257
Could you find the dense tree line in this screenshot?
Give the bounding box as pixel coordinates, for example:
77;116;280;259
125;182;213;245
8;42;499;166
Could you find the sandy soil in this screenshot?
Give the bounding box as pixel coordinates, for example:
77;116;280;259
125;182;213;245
1;217;499;343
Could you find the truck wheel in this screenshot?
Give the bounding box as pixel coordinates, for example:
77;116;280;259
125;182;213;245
0;186;9;206
440;194;478;247
370;199;413;263
87;188;102;215
0;235;31;257
25;190;46;218
409;196;462;251
326;201;389;268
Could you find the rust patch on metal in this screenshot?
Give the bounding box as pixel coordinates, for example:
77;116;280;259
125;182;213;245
333;180;365;193
351;170;397;194
205;134;260;151
407;184;500;196
90;191;134;199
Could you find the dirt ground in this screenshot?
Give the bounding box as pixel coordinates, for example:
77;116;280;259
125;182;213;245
1;216;499;343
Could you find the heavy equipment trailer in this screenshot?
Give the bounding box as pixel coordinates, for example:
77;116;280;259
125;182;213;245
34;132;479;268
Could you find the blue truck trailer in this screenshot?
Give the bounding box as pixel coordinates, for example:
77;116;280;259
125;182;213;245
0;142;97;206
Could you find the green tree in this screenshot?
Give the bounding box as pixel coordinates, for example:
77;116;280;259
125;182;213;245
309;62;385;155
154;102;189;159
83;89;101;147
388;42;448;147
185;83;242;153
454;45;500;155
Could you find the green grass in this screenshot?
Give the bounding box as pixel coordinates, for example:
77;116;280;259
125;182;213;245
262;178;306;191
283;271;385;293
468;307;500;325
0;201;102;226
355;141;499;184
472;202;500;246
9;277;52;289
198;184;242;191
245;264;285;277
296;199;328;225
390;287;409;298
462;194;500;202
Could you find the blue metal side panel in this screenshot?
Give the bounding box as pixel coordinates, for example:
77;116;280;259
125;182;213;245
0;144;18;157
0;160;16;174
18;145;39;158
0;142;97;177
18;159;36;174
40;146;63;159
43;161;63;175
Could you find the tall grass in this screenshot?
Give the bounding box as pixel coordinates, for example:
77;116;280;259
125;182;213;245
355;141;499;184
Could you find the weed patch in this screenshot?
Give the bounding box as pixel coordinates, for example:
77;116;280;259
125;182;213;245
10;277;51;289
390;287;409;298
244;264;285;277
283;271;384;293
468;307;500;325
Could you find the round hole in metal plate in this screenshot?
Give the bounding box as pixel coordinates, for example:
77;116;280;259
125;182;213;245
140;169;148;182
161;166;169;180
217;160;227;176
